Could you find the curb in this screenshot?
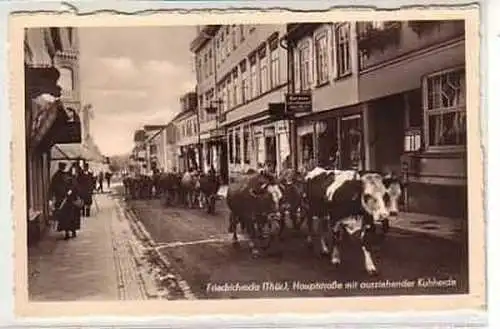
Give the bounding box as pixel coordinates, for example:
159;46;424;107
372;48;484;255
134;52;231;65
118;198;196;300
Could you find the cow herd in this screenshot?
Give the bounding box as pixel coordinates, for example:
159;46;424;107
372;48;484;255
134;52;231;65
122;169;221;214
122;166;403;276
226;166;403;276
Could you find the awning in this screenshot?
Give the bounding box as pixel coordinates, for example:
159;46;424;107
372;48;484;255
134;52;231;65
30;93;61;148
51;143;97;161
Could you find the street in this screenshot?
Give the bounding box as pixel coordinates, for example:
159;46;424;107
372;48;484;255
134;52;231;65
123;187;469;300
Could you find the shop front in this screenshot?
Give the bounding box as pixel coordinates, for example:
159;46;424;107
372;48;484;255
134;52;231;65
25;66;82;245
296;105;364;172
226;119;290;181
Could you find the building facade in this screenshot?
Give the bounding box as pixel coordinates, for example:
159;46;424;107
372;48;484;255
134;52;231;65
286;20;466;218
172;92;200;172
24;27;83;245
191;24;289;182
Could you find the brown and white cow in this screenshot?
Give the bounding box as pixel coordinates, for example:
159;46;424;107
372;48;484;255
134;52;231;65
226;171;283;256
303;167;402;275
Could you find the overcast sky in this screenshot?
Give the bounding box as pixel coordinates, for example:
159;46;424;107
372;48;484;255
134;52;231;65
79;26;197;156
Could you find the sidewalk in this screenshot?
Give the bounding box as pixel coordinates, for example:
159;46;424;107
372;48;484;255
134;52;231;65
28;193;149;301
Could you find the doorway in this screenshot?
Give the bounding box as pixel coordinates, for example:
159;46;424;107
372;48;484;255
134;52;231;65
340;114;364;170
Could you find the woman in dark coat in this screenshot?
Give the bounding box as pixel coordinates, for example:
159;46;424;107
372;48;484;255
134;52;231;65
78;162;94;217
54;164;83;239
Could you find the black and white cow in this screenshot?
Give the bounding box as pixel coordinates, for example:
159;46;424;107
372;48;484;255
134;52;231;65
303;167;403;275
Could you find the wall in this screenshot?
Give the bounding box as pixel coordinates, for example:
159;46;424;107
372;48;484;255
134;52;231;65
359;20;464;70
359;38;465;102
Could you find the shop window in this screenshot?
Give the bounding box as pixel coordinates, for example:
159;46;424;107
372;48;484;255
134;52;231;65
300;133;314;169
335;23;351;77
315;33;329;84
228;130;234;163
423;67;466;150
235;128;241;164
243;127;250;164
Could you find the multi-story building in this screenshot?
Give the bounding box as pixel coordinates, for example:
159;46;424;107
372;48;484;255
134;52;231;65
285;20;466;218
24;27;83;244
142;125;168;173
191;24;289;182
172;92;199;172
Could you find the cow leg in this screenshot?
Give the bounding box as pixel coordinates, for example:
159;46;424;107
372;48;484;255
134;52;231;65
360;227;378;276
306;215;316;247
330;221;343;267
319;216;330;256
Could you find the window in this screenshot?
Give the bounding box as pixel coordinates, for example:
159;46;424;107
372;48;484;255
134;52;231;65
250;55;258;98
243;126;250;164
258;46;268;94
232;26;237;49
335;23;351;77
227;76;232;109
232;69;239;106
199;95;205;122
208;50;213;76
270;38;280;88
204;53;208;78
240;25;245;42
315;33;328;84
228;130;234;163
58;67;74;91
423;67;466;149
298;42;311;91
196;58;202;81
235;127;241;164
239;61;248;104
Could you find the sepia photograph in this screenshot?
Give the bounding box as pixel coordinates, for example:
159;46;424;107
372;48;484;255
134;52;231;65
10;8;484;317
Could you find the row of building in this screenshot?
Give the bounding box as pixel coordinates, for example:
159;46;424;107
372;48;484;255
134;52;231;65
25;28;107;245
132;20;467;219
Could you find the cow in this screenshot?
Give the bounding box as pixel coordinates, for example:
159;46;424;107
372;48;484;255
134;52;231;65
226;170;283;257
198;167;221;214
157;171;182;206
277;168;307;232
302;167;403;276
180;169;201;208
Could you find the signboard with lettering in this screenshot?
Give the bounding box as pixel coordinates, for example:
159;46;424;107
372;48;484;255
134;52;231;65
285;93;312;114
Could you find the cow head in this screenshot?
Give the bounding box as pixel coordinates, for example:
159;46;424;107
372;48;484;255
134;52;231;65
252;172;283;218
360;173;395;223
382;174;403;218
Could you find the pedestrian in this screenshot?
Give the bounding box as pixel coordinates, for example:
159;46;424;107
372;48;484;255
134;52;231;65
50;162;83;239
79;162;94;217
97;171;104;193
105;171;112;189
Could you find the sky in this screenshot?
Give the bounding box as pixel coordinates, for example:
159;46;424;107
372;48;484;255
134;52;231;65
79;26;197;156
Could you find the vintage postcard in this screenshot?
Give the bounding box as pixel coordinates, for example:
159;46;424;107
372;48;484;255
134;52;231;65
10;6;484;318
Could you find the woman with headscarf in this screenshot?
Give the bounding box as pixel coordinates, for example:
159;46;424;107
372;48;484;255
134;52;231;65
53;162;83;239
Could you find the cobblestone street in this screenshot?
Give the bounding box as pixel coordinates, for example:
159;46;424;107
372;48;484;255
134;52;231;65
124;188;469;300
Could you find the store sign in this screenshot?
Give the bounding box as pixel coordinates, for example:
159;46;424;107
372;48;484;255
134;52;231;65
286;93;312;114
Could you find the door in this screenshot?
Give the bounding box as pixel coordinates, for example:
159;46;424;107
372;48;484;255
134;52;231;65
219;141;229;184
340;114;364;170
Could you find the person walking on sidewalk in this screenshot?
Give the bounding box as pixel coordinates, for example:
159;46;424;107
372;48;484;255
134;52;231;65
97;171;104;193
105;171;112;189
78;162;94;217
50;162;83;239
